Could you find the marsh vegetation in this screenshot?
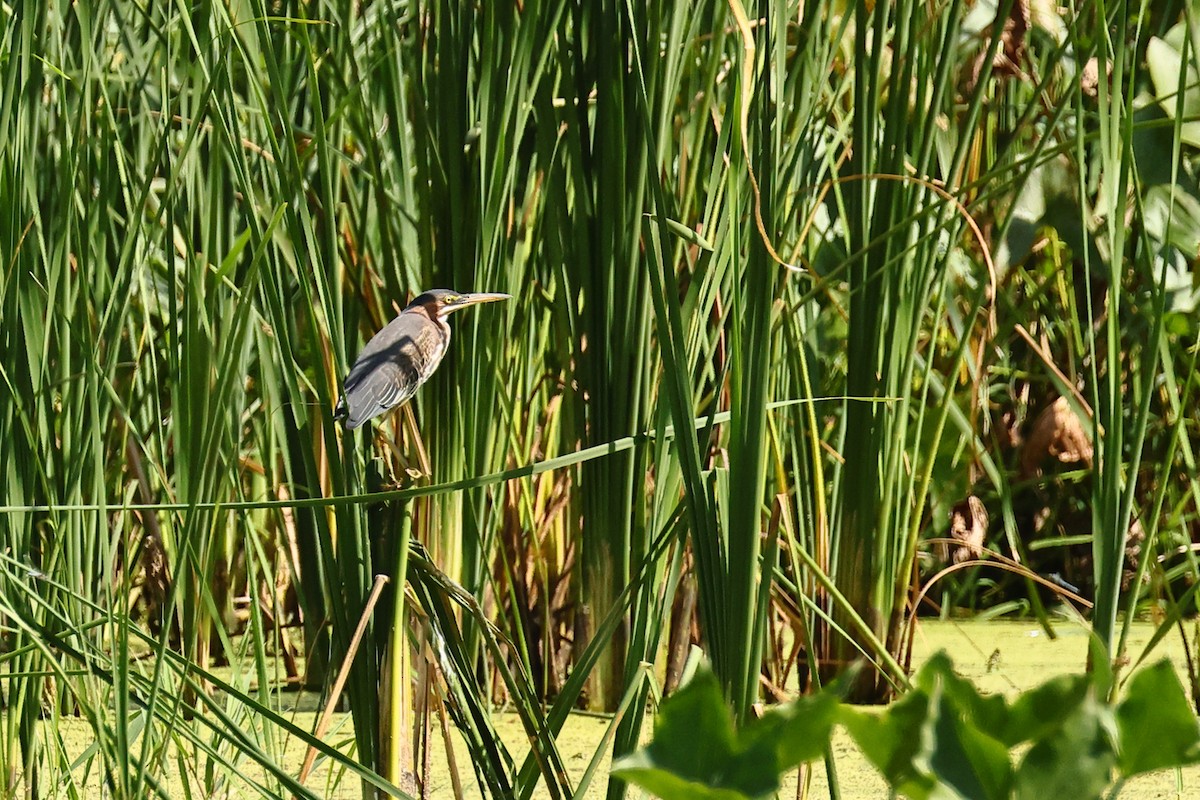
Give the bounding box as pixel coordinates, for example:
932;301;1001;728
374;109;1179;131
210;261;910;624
2;0;1200;798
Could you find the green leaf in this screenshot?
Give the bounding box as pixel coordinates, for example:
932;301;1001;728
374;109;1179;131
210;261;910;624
841;690;937;797
610;752;754;800
1116;660;1200;777
741;689;840;770
917;652;1011;745
846;654;1013;800
924;683;1013;800
1088;634;1114;702
611;669;776;800
1147;30;1200;148
1014;692;1115;800
215;227;254;283
1003;673;1091;746
844;652;1022;796
612;666;842;800
1144;183;1200;264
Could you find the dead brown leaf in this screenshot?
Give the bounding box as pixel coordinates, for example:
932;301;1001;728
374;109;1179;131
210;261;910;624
1021;396;1093;477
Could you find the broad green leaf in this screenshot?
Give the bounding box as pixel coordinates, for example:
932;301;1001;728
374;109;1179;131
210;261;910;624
1147;32;1200;148
853;655;1012;800
841;690;935;795
611;669;776;799
1003;673;1091;746
613;667;844;799
1014;693;1115;800
1116;660;1200;777
609;752;753;800
916;652;1010;744
740;690;839;771
925;685;1012;800
1143;184;1200;267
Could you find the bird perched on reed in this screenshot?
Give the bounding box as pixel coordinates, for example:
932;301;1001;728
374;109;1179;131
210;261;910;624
335;289;510;429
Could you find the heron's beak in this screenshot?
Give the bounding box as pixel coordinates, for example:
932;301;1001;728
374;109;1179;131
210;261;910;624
454;292;511;308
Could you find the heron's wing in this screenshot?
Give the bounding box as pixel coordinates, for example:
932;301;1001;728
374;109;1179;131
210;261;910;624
342;356;422;429
340;314;447;428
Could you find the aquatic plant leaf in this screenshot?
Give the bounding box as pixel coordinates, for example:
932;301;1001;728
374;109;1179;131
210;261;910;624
608;754;754;800
613;665;840;799
611;669;775;799
841;690;939;798
1003;672;1090;746
923;683;1013;800
1013;692;1115;800
741;690;840;770
1115;660;1200;777
915;652;1010;741
846;654;1012;800
993;155;1078;270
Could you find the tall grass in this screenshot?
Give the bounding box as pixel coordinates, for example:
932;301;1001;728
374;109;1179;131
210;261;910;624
1;0;1197;797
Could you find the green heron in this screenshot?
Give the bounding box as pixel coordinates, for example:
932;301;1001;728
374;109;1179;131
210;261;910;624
335;289;510;429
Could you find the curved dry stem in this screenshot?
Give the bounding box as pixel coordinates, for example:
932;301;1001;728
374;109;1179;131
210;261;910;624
906;539;1093;647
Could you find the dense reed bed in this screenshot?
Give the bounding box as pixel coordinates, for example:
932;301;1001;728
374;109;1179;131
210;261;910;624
1;0;1197;796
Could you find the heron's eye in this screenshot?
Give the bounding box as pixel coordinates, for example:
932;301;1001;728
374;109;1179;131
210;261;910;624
446;295;461;303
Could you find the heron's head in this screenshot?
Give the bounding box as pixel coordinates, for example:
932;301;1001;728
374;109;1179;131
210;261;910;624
407;289;511;319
